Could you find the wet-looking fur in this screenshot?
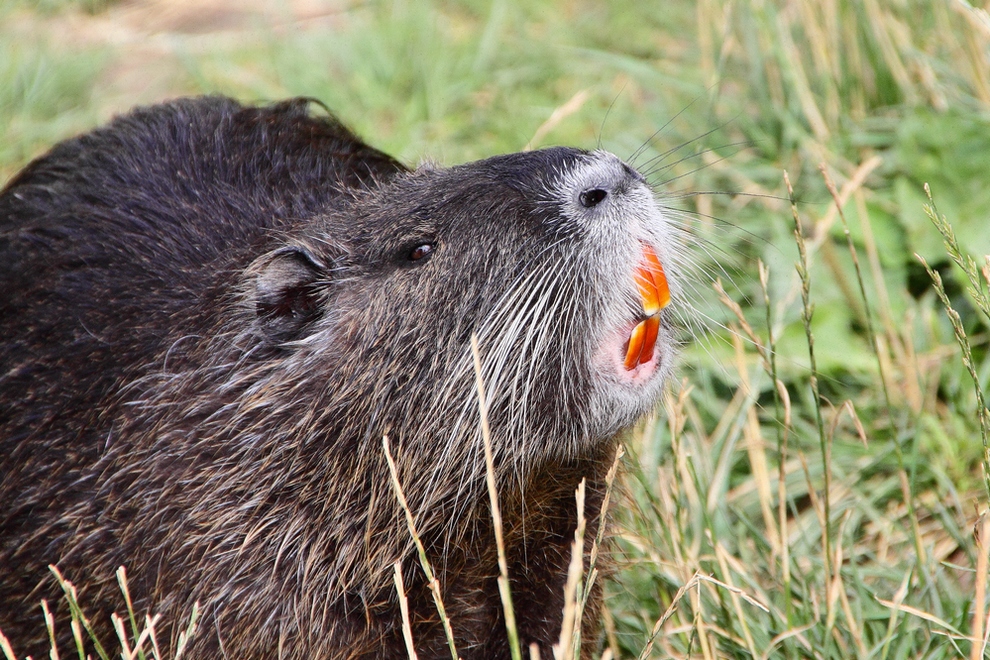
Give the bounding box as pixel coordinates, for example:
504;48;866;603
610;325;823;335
0;96;679;659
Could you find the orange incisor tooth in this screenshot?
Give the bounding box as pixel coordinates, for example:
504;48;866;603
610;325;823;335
624;320;647;371
640;315;659;363
624;316;660;370
639;245;671;314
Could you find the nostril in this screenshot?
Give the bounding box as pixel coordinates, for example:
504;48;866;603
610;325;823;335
579;188;608;208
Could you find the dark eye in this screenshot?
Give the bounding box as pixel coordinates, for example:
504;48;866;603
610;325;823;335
579;188;607;208
407;243;434;262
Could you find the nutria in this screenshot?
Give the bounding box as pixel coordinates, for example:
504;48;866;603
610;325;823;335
0;96;680;659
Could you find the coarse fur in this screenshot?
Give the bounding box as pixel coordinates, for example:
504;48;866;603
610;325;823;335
0;96;681;658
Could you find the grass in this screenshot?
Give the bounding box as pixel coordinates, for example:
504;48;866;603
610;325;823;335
0;6;105;178
0;567;199;660
2;0;990;658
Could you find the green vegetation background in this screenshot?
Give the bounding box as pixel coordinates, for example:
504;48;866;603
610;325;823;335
3;0;990;658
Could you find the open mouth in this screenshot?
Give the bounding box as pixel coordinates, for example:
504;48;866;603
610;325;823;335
623;243;671;371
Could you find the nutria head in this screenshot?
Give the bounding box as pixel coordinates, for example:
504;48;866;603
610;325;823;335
245;145;679;457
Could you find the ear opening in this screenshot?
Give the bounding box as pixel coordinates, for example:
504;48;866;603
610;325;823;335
253;246;326;344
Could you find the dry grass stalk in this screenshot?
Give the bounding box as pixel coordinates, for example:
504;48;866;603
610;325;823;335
695;574;769;615
0;630;16;660
110;613;134;660
714;277;772;369
757;259;798;641
171;602;199;660
70;618;84;659
470;335;521;660
663;384;695;569
147;613;164;660
922;185;990;506
41;600;59;660
635;569;772;659
50;565;110;660
553;479;586;660
580;444;625;623
524;89;590;151
601;604;619;660
392;561;419;660
917;256;990;502
826;400;867;448
116;567;139;653
636;571;703;660
712;539;758;656
787;169;837;654
382;435;460;660
111;567;162;660
876;595;963;638
833;512;868;658
972;515;990;660
876;571;911;657
761;623;816;660
110;612;148;660
689;579;715;660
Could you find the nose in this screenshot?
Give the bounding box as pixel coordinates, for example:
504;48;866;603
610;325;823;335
569;153;646;212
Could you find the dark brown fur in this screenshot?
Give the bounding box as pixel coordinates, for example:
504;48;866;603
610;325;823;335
0;96;678;658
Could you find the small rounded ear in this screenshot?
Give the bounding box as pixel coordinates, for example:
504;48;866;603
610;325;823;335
254;246;326;344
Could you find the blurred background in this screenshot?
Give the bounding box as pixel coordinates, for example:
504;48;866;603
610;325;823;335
4;1;990;657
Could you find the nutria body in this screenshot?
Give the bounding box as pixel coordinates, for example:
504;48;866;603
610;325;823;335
0;96;679;659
